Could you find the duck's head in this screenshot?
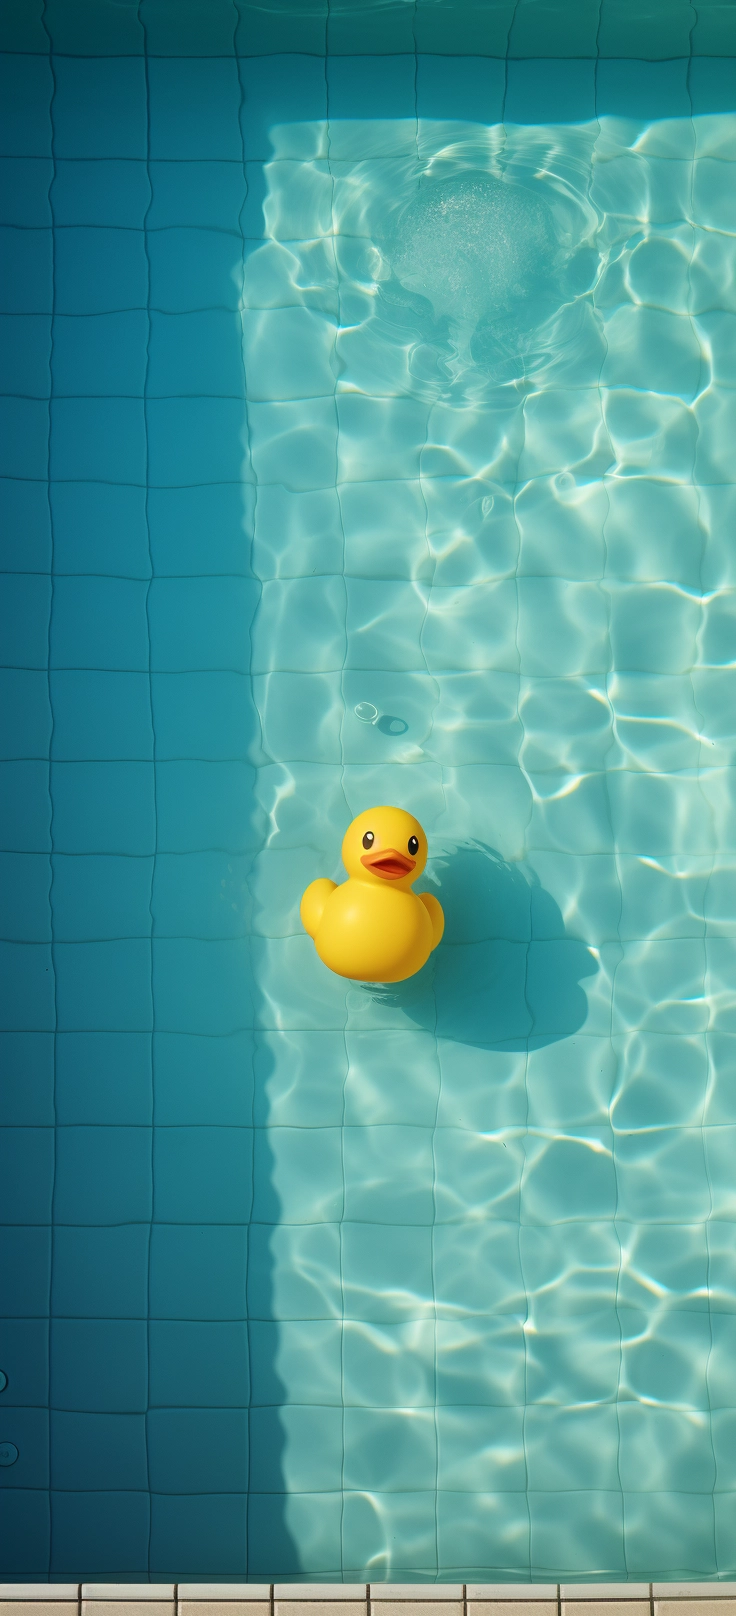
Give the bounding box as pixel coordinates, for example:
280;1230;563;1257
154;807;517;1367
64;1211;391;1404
342;806;428;889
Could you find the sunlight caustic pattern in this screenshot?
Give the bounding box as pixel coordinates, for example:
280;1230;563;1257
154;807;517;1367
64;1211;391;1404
243;98;736;1579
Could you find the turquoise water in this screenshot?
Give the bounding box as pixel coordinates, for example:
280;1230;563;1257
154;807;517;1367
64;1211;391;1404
2;9;736;1584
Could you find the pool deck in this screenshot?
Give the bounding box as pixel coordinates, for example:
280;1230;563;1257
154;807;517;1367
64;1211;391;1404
2;1584;736;1616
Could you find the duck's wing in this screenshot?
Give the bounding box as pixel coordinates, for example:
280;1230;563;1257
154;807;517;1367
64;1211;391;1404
300;878;337;939
418;890;444;949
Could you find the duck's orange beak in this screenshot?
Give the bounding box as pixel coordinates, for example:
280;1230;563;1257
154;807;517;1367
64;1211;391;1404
360;848;416;881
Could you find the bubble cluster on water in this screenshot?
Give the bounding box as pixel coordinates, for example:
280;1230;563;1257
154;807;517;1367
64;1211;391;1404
388;171;557;327
365;145;602;394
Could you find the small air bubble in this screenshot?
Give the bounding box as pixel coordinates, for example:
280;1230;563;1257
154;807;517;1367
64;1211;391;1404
354;702;379;724
482;495;495;518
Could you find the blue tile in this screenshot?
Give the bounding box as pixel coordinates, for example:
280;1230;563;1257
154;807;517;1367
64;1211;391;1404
54;940;153;1032
248;1222;340;1321
505;58;596;124
140;0;237;55
51;58;147;160
54;226;147;316
155;761;257;854
51;311;149;397
434;939;532;1044
254;1125;342;1225
250;1404;342;1493
0;1126;52;1224
0;1489;50;1578
148;58;243;161
342;1224;433;1324
240;55;328;160
0;1227;51;1317
50;397;146;485
52;159;151;229
150;1492;247;1578
51;761;155;857
528;1488;626;1576
147;398;246;486
153;1126;253;1223
154;1031;254;1125
0;312;51;396
52;1224;150;1318
152;937;252;1037
149;1224;248;1320
0;225;52;313
436;1489;529;1576
148;309;244;399
50;671;153;761
148;226;241;314
149;1320;249;1407
255;1030;347;1128
0;0;54;48
148;160;245;232
341;1488;434;1576
52;854;153;942
54;1124;152;1224
0;1031;54;1125
0;944;54;1034
416;55;505;124
0;158;53;228
0;853;52;944
326;54;416;121
148;1407;248;1492
248;1491;340;1579
0;54;52;156
690;58;736;115
343;1407;435;1493
51;1318;148;1413
149;578;256;672
43;0;143;52
151;673;253;762
249;1319;341;1408
596;59;691;120
148;483;252;577
0;1318;48;1405
526;1405;621;1492
51;1411;148;1491
526;938;597;1038
51;577;149;672
234;0;327;55
0;671;51;760
50;1489;150;1576
50;482;150;578
0;479;51;572
0;396;49;479
152;851;251;939
0;1417;44;1518
343;1125;433;1226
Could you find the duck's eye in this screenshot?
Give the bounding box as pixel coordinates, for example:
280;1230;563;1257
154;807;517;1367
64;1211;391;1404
362;831;374;849
408;835;419;856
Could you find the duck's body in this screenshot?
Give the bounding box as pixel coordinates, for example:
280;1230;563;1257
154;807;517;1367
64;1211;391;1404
300;806;444;983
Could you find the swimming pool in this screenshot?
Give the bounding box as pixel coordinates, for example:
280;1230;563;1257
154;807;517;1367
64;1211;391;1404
2;0;736;1585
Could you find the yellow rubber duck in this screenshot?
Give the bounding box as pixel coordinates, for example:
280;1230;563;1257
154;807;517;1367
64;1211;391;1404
300;806;444;983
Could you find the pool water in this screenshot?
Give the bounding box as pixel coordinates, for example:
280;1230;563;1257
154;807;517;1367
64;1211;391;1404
2;3;736;1585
